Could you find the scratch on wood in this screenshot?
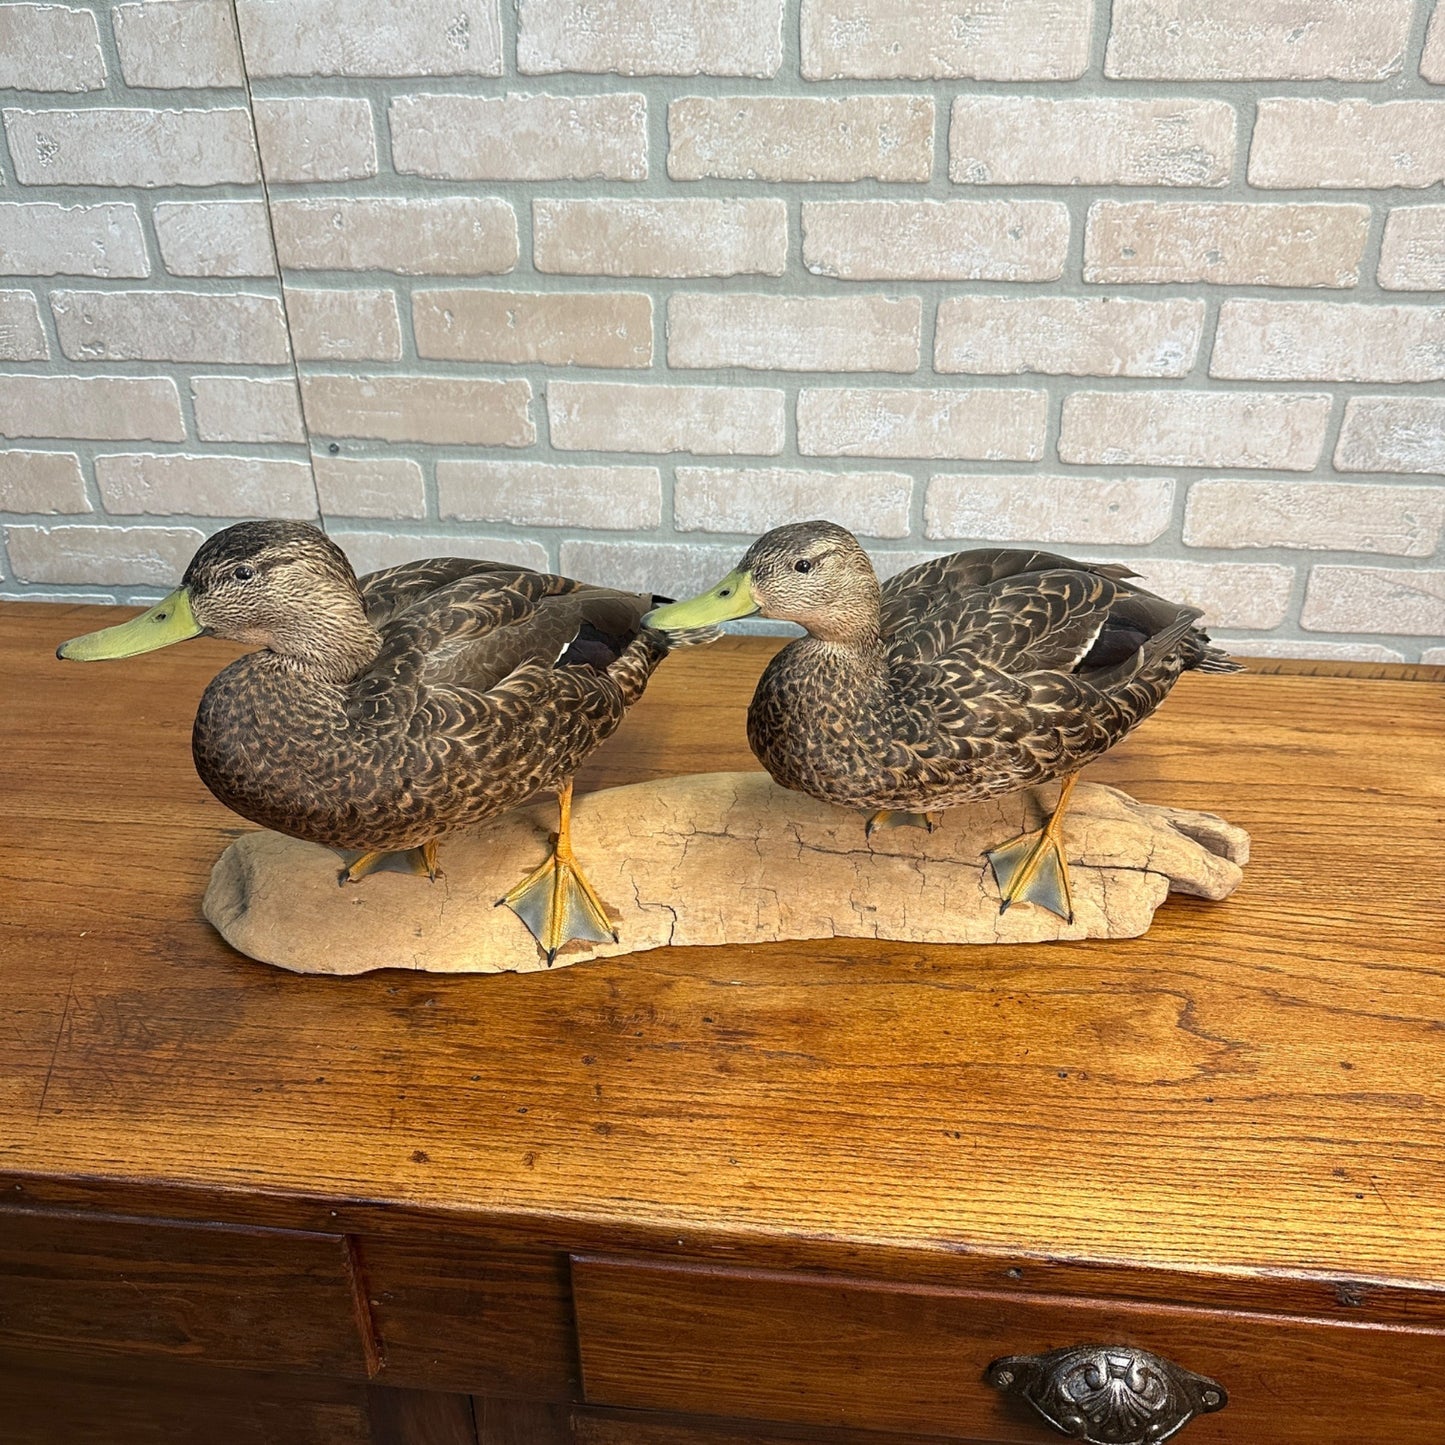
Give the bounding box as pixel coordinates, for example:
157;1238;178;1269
35;972;76;1123
1368;1174;1397;1221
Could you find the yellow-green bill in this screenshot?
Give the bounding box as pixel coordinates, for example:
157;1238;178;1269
56;587;201;661
644;568;758;631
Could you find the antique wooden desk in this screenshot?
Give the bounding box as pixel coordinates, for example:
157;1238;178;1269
3;600;1443;1445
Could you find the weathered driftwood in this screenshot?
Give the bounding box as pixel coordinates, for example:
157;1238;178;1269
202;771;1249;975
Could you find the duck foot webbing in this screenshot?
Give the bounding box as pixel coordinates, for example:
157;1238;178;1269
985;774;1079;924
497;781;618;964
338;840;442;885
864;809;941;839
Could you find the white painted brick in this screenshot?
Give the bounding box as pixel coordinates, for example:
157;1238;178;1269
1425;4;1445;82
2;107;259;187
6;523;204;585
802;0;1092;80
802;200;1068;282
1185;481;1445;558
301;376;535;447
284;288;403;363
0;375;184;441
437;461;661;529
1084;201;1369;288
234;0;502;78
0;5;105;91
935;297;1203;378
797;388;1047;461
926;474;1173;546
547;382;785;455
1334;398;1445;475
1123;560;1294;630
675;467;913;538
1105;0;1412;81
1378;207;1445;291
534;199;786;278
312;457;427;521
113;2;244;88
668;294;920;372
414;290;652;368
270;197;517;276
518;0;782;77
950;97;1233;187
0;203;149;279
0;292;48;361
253;97;378;183
0;588;123;604
1213;638;1406;663
1249;100;1445;189
669;96;932;182
1059;391;1330;471
1302;567;1445;637
392;93;647;181
334;530;548;577
95;454;317;519
313;456;424;520
50;290;291;365
1211;301;1445;383
192;376;306;443
154;200;273;278
0;451;90;514
558;538;741;598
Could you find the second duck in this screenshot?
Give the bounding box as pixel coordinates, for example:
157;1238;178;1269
645;521;1241;923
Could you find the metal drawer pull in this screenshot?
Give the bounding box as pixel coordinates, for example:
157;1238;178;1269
987;1343;1227;1445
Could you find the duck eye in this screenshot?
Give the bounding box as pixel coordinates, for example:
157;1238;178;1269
794;558;813;574
232;564;256;582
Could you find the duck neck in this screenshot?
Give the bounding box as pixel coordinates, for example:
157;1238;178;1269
269;594;381;684
802;575;884;652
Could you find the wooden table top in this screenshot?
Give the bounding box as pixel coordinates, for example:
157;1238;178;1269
4;600;1444;1296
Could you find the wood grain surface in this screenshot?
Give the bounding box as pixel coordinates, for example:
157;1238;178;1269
4;599;1445;1300
0;1347;376;1445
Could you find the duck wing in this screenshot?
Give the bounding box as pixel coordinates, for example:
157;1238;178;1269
357;557;554;629
350;566;659;736
882;549;1146;675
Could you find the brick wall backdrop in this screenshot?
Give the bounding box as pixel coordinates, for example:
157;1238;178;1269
2;0;1443;661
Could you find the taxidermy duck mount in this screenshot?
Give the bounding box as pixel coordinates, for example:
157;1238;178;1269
56;519;714;965
646;521;1248;927
58;520;1249;977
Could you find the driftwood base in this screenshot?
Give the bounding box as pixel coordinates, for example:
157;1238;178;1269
203;771;1249;975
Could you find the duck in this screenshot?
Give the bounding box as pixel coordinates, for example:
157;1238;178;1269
645;520;1241;923
58;519;706;961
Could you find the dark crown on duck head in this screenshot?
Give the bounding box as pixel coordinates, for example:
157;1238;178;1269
740;519;870;573
183;520;359;594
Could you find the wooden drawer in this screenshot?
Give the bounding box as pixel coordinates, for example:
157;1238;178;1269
0;1209;375;1376
0;1348;376;1445
572;1256;1445;1445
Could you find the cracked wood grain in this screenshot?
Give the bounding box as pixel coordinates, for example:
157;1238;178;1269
202;772;1248;975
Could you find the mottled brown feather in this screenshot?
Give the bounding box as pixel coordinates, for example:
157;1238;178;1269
745;537;1240;814
190;543;670;853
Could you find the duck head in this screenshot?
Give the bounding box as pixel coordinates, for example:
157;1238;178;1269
645;520;882;644
58;520;374;673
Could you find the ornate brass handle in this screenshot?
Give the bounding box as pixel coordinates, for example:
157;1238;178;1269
986;1344;1227;1445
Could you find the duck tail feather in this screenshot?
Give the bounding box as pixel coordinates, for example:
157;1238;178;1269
1193;642;1246;675
653;623;724;650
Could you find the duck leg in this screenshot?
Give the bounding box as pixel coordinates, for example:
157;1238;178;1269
497;780;618;964
339;840;442;885
985;774;1080;924
865;809;941;838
